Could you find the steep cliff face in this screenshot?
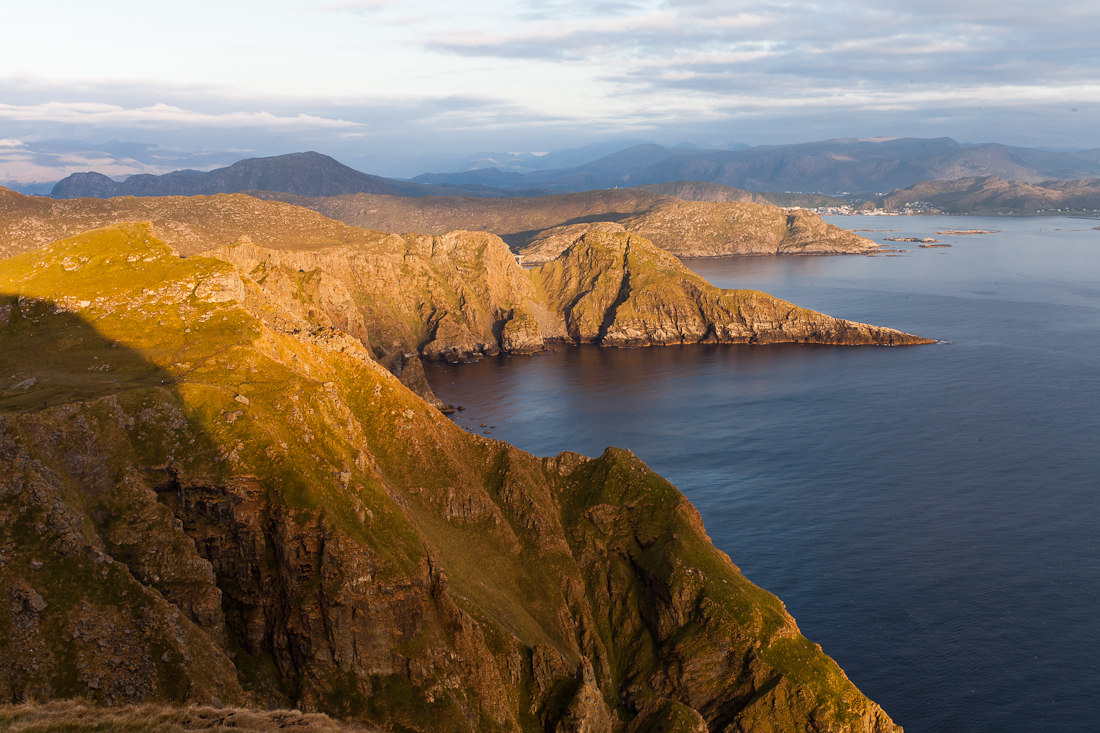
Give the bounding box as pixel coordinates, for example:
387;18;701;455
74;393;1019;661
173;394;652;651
209;231;564;363
0;224;903;732
534;231;931;347
208;230;926;367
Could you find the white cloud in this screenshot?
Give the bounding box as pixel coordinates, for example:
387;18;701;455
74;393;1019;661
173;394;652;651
0;102;362;130
315;0;395;11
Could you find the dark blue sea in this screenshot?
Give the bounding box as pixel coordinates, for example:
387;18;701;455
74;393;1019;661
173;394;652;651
425;215;1100;733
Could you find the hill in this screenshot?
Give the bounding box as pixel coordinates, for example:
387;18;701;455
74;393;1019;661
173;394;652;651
0;223;904;731
876;176;1100;214
48;152;557;201
0;185;398;261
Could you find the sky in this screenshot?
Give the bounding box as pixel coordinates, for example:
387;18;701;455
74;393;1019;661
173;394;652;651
2;0;1098;177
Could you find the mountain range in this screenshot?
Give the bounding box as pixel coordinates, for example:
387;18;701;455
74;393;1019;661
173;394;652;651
46;138;1100;202
410;138;1100;194
49;152;558;200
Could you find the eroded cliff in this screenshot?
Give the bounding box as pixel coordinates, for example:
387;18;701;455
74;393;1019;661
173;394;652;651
534;231;931;347
207;229;926;367
0;224;902;732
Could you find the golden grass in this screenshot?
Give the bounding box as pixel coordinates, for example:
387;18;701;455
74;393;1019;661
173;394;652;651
0;700;380;732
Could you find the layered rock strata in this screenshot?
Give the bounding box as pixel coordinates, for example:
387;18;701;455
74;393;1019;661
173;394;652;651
0;224;902;732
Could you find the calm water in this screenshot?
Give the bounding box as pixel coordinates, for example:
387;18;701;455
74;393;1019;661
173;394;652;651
425;216;1100;733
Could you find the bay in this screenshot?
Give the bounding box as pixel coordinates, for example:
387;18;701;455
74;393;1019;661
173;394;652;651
425;215;1100;733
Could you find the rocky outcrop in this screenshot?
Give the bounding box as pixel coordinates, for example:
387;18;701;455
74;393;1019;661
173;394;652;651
208;229;924;363
517;222;628;266
0;225;903;732
208;231;565;363
535;230;931;347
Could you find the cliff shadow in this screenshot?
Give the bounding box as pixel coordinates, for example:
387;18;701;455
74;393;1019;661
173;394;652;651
0;295;178;414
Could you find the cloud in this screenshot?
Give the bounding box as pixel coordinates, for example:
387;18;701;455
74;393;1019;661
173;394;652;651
426;0;1100;96
315;0;395;11
0;102;363;130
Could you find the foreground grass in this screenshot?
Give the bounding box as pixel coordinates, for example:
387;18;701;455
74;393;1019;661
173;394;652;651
0;701;379;732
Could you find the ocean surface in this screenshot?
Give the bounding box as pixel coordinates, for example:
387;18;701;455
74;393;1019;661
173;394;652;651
424;215;1100;733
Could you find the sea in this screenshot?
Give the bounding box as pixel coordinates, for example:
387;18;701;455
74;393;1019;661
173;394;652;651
424;215;1100;733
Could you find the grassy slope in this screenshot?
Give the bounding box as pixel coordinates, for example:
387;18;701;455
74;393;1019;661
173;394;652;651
0;224;902;732
0;187;397;261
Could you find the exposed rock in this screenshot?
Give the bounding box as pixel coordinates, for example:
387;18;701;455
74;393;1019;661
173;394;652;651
518;222;627;265
535;230;931;347
380;351;454;412
207;230;566;362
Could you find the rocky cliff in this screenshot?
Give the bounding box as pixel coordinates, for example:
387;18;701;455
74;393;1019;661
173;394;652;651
208;230;563;363
205;229;924;367
0;224;903;732
534;231;929;347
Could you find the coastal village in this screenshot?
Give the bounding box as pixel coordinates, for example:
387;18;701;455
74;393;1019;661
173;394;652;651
810;201;945;216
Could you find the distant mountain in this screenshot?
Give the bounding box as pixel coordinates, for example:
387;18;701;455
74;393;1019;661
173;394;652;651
414;144;713;192
445;139;658;174
49;152;557;200
0;139;247;195
413;138;1100;194
876;176;1100;214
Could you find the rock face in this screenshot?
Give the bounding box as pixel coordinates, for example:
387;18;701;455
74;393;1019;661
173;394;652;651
0;225;903;732
534;230;931;347
207;230;925;364
209;232;565;362
517;222;628;266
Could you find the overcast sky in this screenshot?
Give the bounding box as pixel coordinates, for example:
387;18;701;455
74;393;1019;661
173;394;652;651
2;0;1098;176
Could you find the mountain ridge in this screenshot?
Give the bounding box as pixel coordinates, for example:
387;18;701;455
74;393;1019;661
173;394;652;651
49;152;559;201
413;138;1100;194
47;138;1100;203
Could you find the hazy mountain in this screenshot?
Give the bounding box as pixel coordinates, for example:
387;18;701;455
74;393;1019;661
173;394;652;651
413;138;1100;194
0;139;246;194
444;139;658;173
48;151;565;200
